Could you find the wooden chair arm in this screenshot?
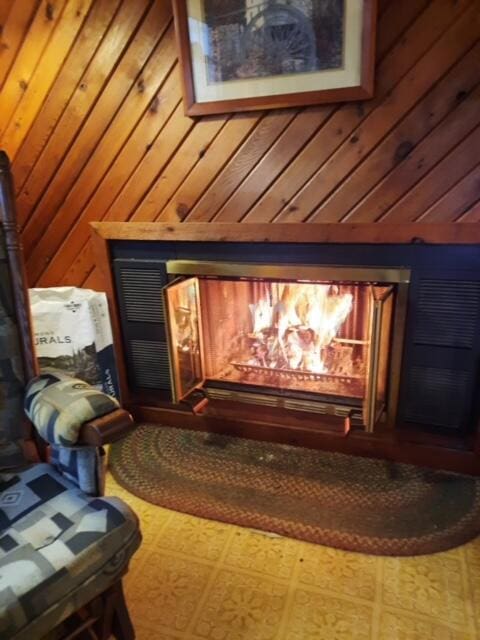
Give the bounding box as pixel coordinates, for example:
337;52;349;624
78;409;135;446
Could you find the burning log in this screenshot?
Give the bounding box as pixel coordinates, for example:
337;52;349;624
246;282;354;375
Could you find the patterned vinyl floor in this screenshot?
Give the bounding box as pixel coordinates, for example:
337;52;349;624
107;474;480;639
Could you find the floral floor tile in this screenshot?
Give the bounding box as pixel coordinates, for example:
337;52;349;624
158;510;233;562
284;588;373;640
126;551;213;633
193;569;289;640
297;543;378;601
107;473;480;640
223;528;300;580
382;555;468;625
377;608;474;640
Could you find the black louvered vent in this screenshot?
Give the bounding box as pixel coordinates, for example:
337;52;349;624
414;279;480;348
404;366;469;429
120;269;166;323
130;340;171;389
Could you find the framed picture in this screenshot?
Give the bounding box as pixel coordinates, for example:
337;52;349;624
172;0;377;116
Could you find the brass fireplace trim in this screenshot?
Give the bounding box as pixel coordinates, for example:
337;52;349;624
204;385;361;420
166;261;411;284
364;286;394;433
163;260;410;432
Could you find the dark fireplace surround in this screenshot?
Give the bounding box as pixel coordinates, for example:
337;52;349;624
91;223;480;475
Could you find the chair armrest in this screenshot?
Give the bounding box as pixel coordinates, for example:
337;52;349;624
79;409;135;446
25;370;132;449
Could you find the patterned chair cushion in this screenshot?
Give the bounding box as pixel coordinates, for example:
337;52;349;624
48;445;106;497
0;463;141;640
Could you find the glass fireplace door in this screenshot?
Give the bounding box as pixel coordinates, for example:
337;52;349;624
164;277;204;401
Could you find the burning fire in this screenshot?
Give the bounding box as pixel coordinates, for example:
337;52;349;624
248;283;353;373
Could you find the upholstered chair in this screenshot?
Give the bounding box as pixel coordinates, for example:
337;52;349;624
0;150;141;639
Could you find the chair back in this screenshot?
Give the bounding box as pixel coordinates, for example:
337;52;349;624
0;151;39;465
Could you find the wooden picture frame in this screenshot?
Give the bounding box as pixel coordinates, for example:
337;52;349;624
172;0;378;116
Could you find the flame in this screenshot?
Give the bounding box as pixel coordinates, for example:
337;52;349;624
249;283;353;373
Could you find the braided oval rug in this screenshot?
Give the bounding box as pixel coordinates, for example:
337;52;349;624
109;424;480;556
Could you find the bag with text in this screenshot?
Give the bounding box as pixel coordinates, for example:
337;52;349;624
29;287;120;398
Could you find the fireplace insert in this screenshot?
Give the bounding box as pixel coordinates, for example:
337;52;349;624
163;261;409;433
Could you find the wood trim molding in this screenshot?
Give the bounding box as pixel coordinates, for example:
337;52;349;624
90;225;131;403
91;222;480;245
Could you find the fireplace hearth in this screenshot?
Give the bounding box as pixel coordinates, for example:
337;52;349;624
91;222;480;475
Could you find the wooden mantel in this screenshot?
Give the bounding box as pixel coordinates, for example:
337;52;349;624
91;222;480;245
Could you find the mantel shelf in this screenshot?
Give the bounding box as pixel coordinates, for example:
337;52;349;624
91;222;480;245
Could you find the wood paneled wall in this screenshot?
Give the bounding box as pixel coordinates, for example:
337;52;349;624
0;0;479;289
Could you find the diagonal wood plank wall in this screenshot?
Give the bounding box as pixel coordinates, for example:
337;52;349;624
0;0;479;290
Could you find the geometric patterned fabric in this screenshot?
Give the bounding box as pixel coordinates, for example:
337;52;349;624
24;371;120;495
48;445;105;498
24;371;119;446
0;223;26;470
0;463;141;640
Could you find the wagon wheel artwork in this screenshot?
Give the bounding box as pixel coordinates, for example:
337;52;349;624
241;4;317;77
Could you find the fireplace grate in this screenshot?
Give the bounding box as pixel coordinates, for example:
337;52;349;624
231;361;360;385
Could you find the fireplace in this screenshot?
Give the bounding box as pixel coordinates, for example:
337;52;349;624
93;222;480;474
164;261;408;433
